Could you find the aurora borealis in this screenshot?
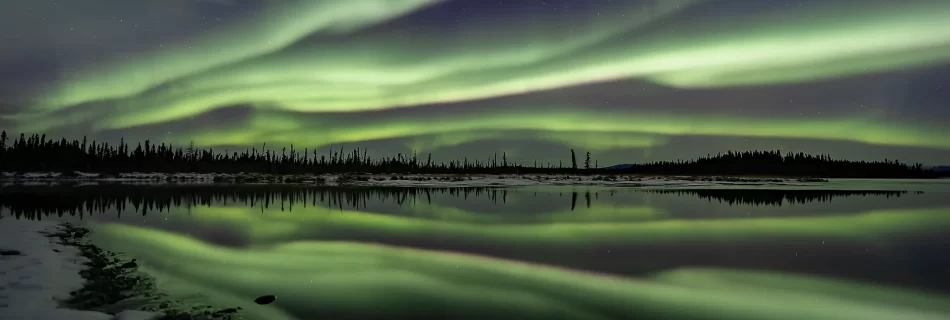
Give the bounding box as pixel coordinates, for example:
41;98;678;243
2;0;950;165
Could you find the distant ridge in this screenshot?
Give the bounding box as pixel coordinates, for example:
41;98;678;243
933;165;950;172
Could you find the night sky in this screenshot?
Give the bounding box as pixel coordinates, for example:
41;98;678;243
2;0;949;165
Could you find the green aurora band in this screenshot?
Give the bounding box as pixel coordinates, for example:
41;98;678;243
178;108;949;150
4;0;950;161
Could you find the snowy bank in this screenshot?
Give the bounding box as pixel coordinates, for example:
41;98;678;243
338;174;819;187
0;219;158;320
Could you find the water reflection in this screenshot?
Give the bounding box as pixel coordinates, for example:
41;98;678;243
0;185;513;220
0;184;931;221
2;183;950;319
643;189;909;206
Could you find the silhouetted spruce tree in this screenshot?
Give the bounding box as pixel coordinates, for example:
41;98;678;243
571;149;578;170
0;131;6;159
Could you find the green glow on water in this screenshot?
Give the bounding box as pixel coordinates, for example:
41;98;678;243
172;205;950;246
90;222;950;320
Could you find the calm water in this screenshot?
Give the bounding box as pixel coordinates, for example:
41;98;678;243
2;179;950;320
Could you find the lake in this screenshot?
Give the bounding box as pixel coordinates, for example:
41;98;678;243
2;179;950;320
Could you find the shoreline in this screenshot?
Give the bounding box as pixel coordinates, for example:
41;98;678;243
0;220;241;320
0;172;833;187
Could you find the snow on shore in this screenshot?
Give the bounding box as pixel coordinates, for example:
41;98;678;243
0;219;157;320
0;171;819;187
342;174;812;187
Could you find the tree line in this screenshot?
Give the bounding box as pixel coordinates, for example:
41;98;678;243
612;150;939;178
0;131;943;177
0;131;540;174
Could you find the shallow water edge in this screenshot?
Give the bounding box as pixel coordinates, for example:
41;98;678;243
50;223;242;320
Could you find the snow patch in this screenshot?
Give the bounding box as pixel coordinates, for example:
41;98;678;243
0;220;158;320
340;174;804;188
113;310;160;320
